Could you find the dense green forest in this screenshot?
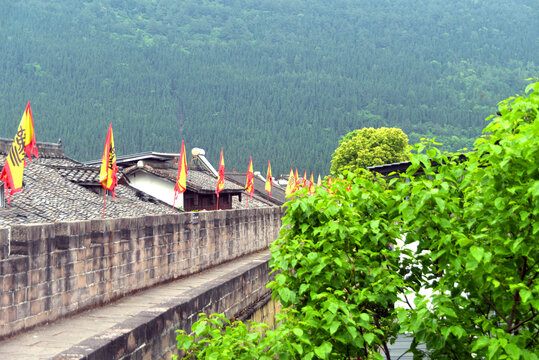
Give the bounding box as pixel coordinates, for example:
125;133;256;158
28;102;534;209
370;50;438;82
0;0;537;176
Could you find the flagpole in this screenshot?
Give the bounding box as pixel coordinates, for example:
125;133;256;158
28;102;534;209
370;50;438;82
172;194;176;213
102;191;107;219
216;194;219;211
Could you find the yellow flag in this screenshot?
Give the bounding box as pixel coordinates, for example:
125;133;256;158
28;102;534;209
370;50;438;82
245;156;254;197
265;160;272;196
0;102;38;203
216;148;225;195
309;172;315;194
99;123;118;198
285;168;295;197
175;140;187;194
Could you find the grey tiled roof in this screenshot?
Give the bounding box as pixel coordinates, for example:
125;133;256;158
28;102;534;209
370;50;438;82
84;151;180;166
0;140;172;226
0;138;65;159
225;172;285;206
123;164;244;193
51;165;102;184
0;157;169;226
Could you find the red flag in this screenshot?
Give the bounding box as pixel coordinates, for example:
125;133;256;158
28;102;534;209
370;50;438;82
99;123;118;198
327;176;333;194
216;148;225;196
265;160;273;197
0;102;39;203
245;156;254;199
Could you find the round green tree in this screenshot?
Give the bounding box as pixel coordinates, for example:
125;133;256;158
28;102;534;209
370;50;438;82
330;127;409;175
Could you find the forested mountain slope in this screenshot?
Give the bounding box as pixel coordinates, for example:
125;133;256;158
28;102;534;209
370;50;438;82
0;0;537;175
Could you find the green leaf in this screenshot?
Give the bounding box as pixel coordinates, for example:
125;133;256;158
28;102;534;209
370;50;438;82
472;336;490;352
292;343;304;355
359;313;370;322
346;326;358;339
434;197;445;212
438;305;457;318
370;219;380;232
279;288;291;303
293;328;304;337
364;332;376;345
275;273;286;285
314;342;332;359
488;340;500;359
449;325;465;338
194;321;207;336
504;343;521;359
329;321;340;335
520;289;531;303
470;246;484;262
327;302;338;314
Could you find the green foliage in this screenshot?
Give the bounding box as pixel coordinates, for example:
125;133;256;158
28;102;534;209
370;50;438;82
0;0;538;176
269;171;405;358
397;81;539;359
173;313;286;360
330;127;409;175
175;82;538;359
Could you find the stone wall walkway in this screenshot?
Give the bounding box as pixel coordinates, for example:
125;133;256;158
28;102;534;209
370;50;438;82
0;250;271;360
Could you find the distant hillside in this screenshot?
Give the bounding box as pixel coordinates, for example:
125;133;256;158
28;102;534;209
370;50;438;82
0;0;537;175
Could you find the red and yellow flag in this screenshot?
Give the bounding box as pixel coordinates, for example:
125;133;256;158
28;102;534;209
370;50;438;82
308;172;315;194
285;168;295;197
245;156;254;198
99;123;118;198
294;168;299;191
0;102;39;203
327;176;333;194
302;170;307;188
175;140;187;195
265;160;273;196
216;148;225;196
317;174;322;187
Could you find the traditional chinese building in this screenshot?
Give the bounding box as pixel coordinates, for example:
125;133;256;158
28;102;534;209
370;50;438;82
86;151;248;212
0;138;170;225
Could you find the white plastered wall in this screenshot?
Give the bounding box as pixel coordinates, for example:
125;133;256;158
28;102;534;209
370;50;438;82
126;172;183;209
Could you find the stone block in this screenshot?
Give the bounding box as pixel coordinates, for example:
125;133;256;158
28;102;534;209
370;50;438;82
14;287;27;304
90;230;105;245
86;272;95;286
77;274;87;288
37;281;51;299
66;221;81;237
1;291;13;307
30;299;42;316
13;271;27;290
2;273;13;292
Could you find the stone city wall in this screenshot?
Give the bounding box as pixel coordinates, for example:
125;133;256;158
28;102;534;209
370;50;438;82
0;207;282;339
54;254;273;360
